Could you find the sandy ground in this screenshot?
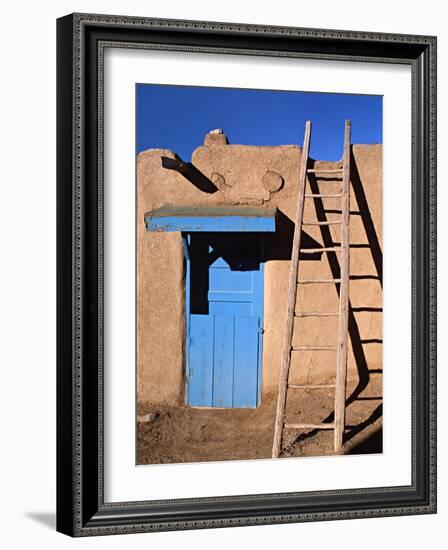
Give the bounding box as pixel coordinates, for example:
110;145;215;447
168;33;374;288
137;376;382;464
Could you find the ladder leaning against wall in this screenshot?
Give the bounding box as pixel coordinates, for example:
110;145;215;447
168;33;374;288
272;119;351;458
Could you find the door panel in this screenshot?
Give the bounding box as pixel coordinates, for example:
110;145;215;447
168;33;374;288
212;315;235;407
233;316;260;407
209;267;253;292
209;301;253;316
187;233;263;408
188;315;214;407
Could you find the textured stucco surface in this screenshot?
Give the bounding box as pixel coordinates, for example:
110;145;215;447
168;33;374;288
136;134;382;406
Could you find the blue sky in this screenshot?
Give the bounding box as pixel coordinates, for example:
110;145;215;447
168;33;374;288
136;84;382;161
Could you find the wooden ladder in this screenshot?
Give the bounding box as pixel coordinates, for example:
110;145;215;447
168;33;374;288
272;119;351;458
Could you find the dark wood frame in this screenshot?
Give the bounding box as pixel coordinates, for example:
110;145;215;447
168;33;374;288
57;13;437;536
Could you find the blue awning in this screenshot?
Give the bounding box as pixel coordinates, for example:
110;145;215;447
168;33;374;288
145;205;277;233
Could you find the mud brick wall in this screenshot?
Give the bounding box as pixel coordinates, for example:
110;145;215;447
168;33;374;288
136;132;382;406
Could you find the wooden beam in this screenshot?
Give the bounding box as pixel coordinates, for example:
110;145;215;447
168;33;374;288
288;384;336;389
295;312;339;317
284;423;335;430
334;120;351;452
298;279;342;283
292;345;337;351
300;247;342;253
305;193;342;198
306;169;343;174
302;220;342;226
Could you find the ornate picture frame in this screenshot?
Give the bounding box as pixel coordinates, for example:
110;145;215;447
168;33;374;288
56;13;436;536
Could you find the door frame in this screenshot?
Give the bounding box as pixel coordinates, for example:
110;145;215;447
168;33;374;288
182;232;265;408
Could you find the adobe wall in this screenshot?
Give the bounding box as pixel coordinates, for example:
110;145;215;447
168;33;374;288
136;132;382;406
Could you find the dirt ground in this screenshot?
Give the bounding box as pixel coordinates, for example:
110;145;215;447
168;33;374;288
137;375;382;464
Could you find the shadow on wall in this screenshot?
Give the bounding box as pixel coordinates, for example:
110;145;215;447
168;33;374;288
345;403;383;446
265;210;325;262
286;149;383;453
161;155;219;194
187;218;324;316
349;425;383;455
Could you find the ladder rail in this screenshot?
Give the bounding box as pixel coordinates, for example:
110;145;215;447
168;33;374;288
272;121;311;459
334;120;351;452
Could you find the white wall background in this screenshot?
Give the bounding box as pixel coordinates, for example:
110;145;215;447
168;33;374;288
0;1;444;548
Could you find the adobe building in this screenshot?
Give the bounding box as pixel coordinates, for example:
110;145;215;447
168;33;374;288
137;130;382;409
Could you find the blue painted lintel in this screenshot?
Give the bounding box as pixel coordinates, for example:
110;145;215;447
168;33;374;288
145;205;277;233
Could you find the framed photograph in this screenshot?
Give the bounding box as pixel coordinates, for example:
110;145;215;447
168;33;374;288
56;13;437;536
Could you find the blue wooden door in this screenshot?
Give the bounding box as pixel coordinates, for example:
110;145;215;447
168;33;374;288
186;233;263;408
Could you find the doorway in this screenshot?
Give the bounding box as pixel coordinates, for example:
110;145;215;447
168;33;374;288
185;233;264;408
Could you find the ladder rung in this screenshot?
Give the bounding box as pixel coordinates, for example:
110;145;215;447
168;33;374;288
305;193;342;198
288;384;336;389
300;247;342;253
302;220;342;226
284;423;335;430
295;312;340;317
292;345;337;351
298;279;341;284
307;169;343;174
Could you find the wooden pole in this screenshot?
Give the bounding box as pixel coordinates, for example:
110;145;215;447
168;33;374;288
272;121;311;458
334;120;351;452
